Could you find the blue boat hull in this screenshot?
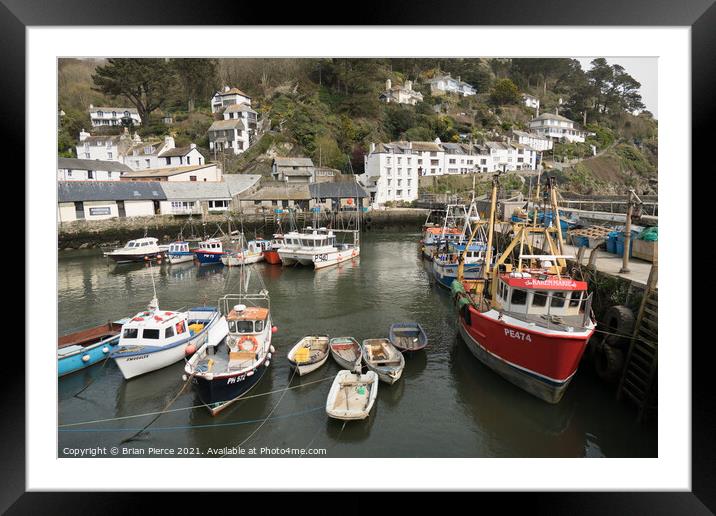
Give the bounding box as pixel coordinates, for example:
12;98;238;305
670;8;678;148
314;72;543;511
58;335;121;377
192;357;269;415
194;252;224;265
432;263;484;289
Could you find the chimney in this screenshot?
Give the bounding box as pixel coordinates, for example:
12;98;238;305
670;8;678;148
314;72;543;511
224;85;230;93
89;104;93;110
163;135;175;150
405;80;412;90
79;129;90;142
370;142;375;153
190;143;196;150
386;79;391;90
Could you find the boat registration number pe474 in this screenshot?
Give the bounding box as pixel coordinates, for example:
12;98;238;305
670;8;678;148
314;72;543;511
504;328;532;341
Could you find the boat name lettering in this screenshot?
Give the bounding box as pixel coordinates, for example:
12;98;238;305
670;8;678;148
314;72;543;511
126;354;149;361
524;279;576;288
227;374;246;384
504;328;532;342
314;254;329;262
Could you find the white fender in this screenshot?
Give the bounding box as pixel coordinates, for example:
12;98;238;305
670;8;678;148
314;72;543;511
81;355;90;362
102;347;109;353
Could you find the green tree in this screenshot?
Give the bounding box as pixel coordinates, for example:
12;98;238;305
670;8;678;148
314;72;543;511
92;58;176;122
171;59;219;111
488;78;521;106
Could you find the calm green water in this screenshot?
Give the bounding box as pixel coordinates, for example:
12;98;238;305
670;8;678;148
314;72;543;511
57;233;656;458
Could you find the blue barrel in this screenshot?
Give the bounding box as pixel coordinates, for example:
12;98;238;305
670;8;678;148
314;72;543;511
616;238;633;257
606;236;617;254
575;236;589;248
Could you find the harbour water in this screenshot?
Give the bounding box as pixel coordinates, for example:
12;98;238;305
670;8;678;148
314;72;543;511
58;232;657;458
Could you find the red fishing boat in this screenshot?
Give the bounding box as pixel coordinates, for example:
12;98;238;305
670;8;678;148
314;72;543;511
453;175;596;403
263;234;284;265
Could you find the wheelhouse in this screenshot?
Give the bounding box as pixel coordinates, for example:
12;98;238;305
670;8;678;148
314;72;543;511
169;241;190;254
226;305;269;335
124;237;158;249
119;310;189;347
197;239;223;253
494;272;591;319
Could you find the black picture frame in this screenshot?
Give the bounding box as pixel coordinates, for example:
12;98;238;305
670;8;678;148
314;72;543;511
5;0;712;512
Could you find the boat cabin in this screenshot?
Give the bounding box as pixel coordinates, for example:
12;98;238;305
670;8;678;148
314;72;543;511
118;309;190;348
226;305;269;335
122;237;159;249
248;240;272;253
437;242;487;263
283;229;337;249
494;271;590;319
197;239;223;253
169;241;190;254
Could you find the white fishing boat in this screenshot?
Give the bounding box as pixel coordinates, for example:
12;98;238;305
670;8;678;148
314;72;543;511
167;241;194;264
362;338;405;384
105;237;167;264
329;337;362;371
278;227;360;270
221;239;266;267
111;297;228;380
287;335;330;376
325;370;379;421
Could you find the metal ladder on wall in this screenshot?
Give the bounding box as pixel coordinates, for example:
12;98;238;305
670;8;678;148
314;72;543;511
617;264;658;421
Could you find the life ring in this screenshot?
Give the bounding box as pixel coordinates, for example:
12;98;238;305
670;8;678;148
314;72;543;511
237;335;259;351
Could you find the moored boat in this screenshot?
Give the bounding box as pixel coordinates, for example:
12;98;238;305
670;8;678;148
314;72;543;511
453;175;596;403
388;322;428;353
221;239;266;267
193;238;226;265
287;335;330;376
325;370;379;421
263;234;285;265
361;338;405;384
278;228;359;270
184;294;275;416
329;337;362;371
105;237;167;264
167;241;194;264
57;319;129;377
111;298;228;380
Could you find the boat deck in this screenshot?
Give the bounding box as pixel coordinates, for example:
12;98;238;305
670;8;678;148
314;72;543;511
500;311;590;332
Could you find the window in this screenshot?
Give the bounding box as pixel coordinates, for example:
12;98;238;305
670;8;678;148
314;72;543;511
166;157;171;165
511;288;527;306
143;329;160;339
97;110;103;117
190;176;197;181
569;292;583;308
255;320;264;333
87;170;93;179
165;326;175;338
187;156;191;165
124;111;130;117
532;291;548;307
237;321;254;333
112;111;117;117
123;328;138;338
551;291;566;308
145;159;151;168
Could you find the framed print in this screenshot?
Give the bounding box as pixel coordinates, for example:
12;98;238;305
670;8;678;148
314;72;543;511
5;0;713;512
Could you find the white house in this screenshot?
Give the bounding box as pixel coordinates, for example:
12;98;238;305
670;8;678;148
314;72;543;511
511;130;553;152
207;119;250;156
211;86;252;113
441;143;479;174
57;181;165;223
120;163;222;183
480;142;538;172
75;129;135;162
358;141;429;204
379;79;423;105
57;157;132;181
528;112;588;143
428;74;476;97
159;181;233;215
523;94;540;111
88;105;141;127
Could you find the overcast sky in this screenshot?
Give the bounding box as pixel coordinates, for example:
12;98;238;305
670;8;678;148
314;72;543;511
576;57;657;118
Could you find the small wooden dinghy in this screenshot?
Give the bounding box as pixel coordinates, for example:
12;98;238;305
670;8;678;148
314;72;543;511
326;370;379;421
329;337;362;371
287;335;330;376
389;322;428;352
362;338;405;384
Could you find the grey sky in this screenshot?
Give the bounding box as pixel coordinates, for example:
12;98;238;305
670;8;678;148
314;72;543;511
577;57;658;118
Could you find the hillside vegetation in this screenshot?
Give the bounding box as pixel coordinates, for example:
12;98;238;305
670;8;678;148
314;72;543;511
58;58;658;195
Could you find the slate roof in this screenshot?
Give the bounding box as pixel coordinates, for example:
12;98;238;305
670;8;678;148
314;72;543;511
531;112;575;123
273;157;315;168
208;119;245;131
216;87;251;98
58;157;132;174
121;164;215;179
309;181;369;199
159;146;197;158
223;174;262;196
224;103;256;114
160;182;231;201
58;181;166;202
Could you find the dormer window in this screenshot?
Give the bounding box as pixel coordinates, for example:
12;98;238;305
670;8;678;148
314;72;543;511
112;111;117;117
97;110;103;117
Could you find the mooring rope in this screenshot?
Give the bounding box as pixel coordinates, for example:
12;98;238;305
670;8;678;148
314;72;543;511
119;372;196;444
72;354;112;399
59;374;336;428
59;406;325;434
220;367;298;457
